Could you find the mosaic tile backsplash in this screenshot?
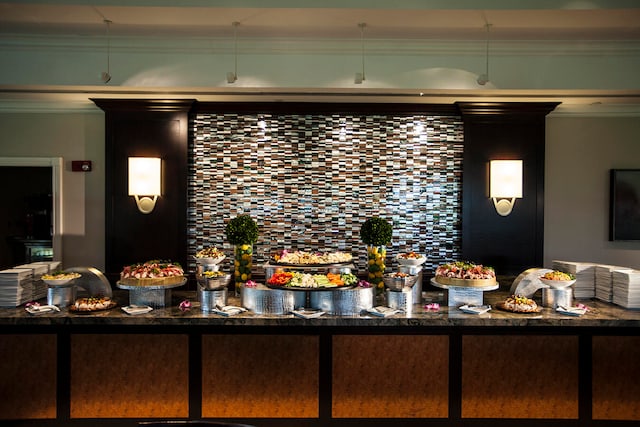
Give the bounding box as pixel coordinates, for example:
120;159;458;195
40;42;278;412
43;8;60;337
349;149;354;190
188;113;464;275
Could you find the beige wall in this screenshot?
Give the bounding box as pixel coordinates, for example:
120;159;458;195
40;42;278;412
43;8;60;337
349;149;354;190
0;111;105;270
545;114;640;269
1;109;639;273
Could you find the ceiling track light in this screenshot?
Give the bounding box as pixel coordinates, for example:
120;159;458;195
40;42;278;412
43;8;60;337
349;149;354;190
101;19;112;83
226;21;240;84
477;22;492;86
354;22;366;84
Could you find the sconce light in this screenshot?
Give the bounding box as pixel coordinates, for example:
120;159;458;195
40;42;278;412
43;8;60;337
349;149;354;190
128;157;161;214
489;160;522;216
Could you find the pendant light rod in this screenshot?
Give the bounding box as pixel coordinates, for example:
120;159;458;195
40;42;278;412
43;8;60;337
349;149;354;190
227;21;240;84
101;19;112;83
355;22;366;84
477;22;492;86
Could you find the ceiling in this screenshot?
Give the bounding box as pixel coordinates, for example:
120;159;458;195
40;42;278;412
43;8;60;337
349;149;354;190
1;0;640;41
1;1;639;111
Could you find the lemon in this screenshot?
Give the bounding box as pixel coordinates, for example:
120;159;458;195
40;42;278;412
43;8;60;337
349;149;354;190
241;273;248;281
241;244;249;251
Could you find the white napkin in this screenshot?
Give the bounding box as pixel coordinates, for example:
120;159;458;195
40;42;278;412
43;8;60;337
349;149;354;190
121;305;153;315
366;306;402;317
212;305;247;316
291;309;325;319
556;306;587;316
459;304;492;315
25;304;60;315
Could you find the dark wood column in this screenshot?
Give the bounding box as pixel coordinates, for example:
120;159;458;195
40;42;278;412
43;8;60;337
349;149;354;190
457;102;559;275
93;99;195;279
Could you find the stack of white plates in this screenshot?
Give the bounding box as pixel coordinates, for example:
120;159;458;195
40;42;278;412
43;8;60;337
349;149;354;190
15;263;50;301
594;264;627;302
0;268;33;307
552;260;595;299
612;270;640;309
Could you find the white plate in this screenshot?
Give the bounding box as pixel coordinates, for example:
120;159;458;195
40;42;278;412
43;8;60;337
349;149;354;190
122;305;153;315
212;305;247;316
396;255;426;266
459;304;492;315
291;309;325;319
366;306;402;317
25;305;60;314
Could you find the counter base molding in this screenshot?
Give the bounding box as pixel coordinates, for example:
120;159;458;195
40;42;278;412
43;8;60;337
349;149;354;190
0;334;56;419
593;336;640;420
332;335;449;418
202;335;319;418
462;335;579;419
70;334;189;418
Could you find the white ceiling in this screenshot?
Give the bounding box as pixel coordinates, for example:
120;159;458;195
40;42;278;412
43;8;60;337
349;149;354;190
1;1;639;41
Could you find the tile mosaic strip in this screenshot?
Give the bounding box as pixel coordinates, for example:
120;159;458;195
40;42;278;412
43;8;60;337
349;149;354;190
188;113;463;275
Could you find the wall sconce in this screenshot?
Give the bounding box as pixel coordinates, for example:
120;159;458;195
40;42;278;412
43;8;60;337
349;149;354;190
489;160;522;216
128;157;161;214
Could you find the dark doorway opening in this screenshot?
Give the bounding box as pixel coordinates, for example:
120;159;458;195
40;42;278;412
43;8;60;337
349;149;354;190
0;166;53;270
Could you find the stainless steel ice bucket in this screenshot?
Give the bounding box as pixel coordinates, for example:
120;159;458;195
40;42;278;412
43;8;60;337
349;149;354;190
386;288;413;313
542;287;573;308
199;287;228;312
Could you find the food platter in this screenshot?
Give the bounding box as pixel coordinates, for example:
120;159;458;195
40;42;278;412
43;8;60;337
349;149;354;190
268;259;353;267
431;277;498;290
265;283;354;292
69;300;117;314
496;302;542;314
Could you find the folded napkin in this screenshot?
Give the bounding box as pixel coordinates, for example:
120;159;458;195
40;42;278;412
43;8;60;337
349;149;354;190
291;309;325;319
366;306;402;317
459;304;492;315
121;305;153;315
556;306;587;317
212;305;247;316
25;304;60;315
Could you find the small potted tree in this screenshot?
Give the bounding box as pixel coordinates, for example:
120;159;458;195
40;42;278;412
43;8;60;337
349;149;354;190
359;216;393;292
225;214;259;296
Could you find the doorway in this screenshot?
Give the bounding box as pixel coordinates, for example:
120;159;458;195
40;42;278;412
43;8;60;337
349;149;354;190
0;158;62;270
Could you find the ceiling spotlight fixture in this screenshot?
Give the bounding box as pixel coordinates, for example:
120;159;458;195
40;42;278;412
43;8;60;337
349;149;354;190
101;19;112;83
354;22;367;84
477;23;492;86
226;21;240;84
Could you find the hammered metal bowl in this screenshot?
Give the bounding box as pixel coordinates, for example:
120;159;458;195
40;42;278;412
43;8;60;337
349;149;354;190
383;273;419;291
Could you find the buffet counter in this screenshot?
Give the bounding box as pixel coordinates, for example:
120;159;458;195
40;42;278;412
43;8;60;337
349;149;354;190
1;290;639;427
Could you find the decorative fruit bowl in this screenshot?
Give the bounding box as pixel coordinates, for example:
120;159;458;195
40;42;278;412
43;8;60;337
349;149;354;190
396;252;426;266
383;272;419;291
197;271;231;290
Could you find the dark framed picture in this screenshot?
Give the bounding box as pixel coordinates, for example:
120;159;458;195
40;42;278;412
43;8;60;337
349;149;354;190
610;169;640;241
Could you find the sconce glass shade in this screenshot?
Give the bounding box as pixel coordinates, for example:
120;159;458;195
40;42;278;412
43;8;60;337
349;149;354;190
128;157;161;214
490;160;522;216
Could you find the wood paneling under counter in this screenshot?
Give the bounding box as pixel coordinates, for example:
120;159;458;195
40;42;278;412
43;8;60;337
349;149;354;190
70;334;189;418
0;334;57;419
332;335;449;418
593;336;640;420
201;335;319;418
462;335;579;419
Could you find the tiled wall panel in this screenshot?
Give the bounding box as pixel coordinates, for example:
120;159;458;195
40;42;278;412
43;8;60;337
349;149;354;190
189;113;463;274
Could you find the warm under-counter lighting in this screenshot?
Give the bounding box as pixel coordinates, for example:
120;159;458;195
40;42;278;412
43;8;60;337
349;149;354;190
489;160;522;216
128;157;161;214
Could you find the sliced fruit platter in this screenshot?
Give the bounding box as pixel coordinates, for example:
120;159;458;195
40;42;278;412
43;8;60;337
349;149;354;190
266;271;359;290
270;249;353;266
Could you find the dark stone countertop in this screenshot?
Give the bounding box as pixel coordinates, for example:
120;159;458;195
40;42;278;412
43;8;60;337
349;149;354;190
1;289;639;329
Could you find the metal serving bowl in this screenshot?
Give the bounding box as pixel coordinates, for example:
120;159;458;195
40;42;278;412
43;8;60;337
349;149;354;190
197;272;232;290
383;273;419;291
